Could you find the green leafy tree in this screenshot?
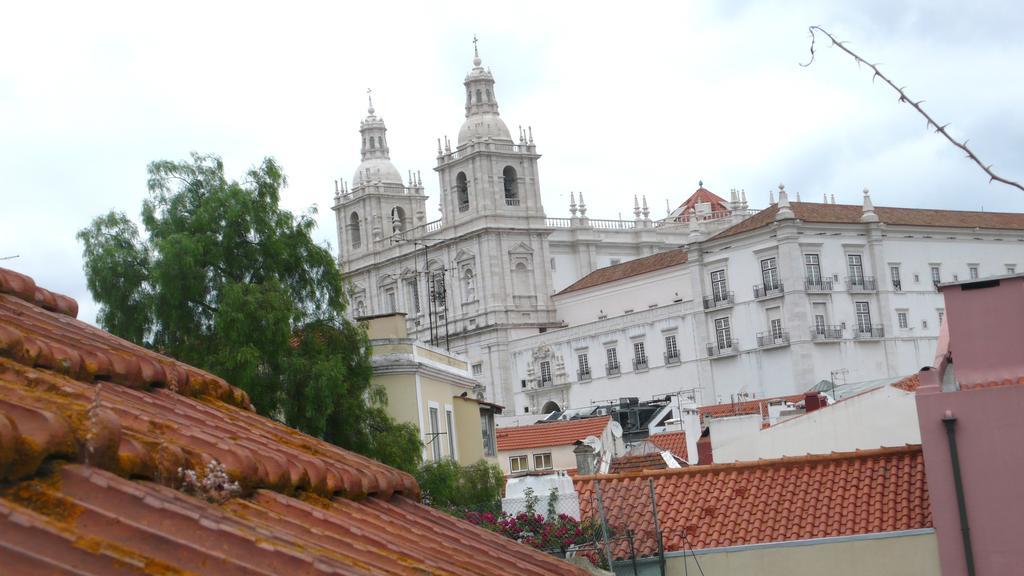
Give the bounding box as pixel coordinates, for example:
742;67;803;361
78;153;421;472
415;459;505;514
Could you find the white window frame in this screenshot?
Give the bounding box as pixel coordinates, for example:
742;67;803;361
1007;264;1017;275
633;341;647;367
804;254;822;284
539;360;552;385
710;269;729;301
931;265;941;286
890;264;902;291
814;314;826;335
855;302;872;333
472;362;483;376
761;257;780;291
847;254;865;284
968;265;979;280
897;311;909;329
714;317;732;350
445;404;457;460
770;318;784;340
606;347;620;372
428;401;442;462
578;352;591;379
509;454;529;474
664;334;679;361
533;452;553;471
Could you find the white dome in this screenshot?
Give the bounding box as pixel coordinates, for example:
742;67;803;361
457;113;512;145
352;157;403;187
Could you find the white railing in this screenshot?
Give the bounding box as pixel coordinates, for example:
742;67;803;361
382;218;444;244
589;219;636;230
545;218;572;228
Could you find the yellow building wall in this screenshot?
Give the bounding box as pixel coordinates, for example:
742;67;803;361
376;373;420;431
453;397;485;465
664;532;940;576
496;445;578;475
417;374;464;463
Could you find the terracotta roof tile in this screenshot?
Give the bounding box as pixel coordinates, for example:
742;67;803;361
574;446;931;559
557;249;688;295
713;202;1024;240
497;416;611;451
609;453;676;474
699;394;804;421
674;187;730;220
648;431;688;461
0;267;589;575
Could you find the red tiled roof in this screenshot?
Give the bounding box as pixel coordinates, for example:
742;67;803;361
0;267;588;575
892;373;922;392
712;201;1024;240
674;186;730;220
699;394;804;421
556;249;688;295
609;453;675;474
648;431;688;461
497;416;611;451
574;445;931;559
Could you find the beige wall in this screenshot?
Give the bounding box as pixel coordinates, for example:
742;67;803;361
659;532;939;576
376;373;420;429
364;314;408;339
497;444;577;475
453;397;485;465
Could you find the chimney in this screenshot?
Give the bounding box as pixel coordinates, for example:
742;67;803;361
804;392;826;412
573;442;597;475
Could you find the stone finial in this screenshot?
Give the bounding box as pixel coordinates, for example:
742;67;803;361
796;191;801;202
642;195;651;222
775;183;795;221
528;126;534;144
741;189;747;208
633;195;641;220
437;138;443;155
579;192;588;219
824;193;828;203
831;193;836;204
334;179;339;195
569;191;578;216
687;207;703;242
665;198;671;216
769;189;776;204
860;188;880;223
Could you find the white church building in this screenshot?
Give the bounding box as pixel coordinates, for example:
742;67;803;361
333;46;1024;421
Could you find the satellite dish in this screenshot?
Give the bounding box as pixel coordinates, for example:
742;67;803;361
609;421;623;439
583;435;602;454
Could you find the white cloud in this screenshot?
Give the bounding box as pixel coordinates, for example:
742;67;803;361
2;0;1022;325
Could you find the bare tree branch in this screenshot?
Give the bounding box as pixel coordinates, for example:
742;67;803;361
802;25;1024;193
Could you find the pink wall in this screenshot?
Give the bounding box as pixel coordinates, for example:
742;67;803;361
939;276;1024;387
917;383;1024;575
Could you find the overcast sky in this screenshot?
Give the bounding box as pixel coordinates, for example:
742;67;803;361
3;0;1022;326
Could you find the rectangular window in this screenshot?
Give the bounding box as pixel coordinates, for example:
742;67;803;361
429;406;441;461
897;311;909;329
406;279;420;314
938;309;945;326
509;455;529;473
804;254;822;284
578;353;591;379
931;265;941;287
814;314;826;335
446;408;456;458
855;302;872;333
533;453;553;471
770;318;784;340
969;265;979;280
633;341;647;366
761;257;780;291
472;362;483;376
481;411;496;457
386;288;397;313
710;270;729;302
714;317;732;350
890;265;902;291
606;348;620;372
1007;265;1016;275
848;254;864;284
540;360;552;385
665;335;679;361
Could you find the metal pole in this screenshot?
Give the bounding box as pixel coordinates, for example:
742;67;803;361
943;414;976;576
595;479;614;572
627;529;639;576
442;268;450;351
648;478;665;576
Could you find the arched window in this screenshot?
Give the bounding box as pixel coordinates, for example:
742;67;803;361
541;401;560;414
503;166;519;206
456;172;469;212
486;89;492;103
463;268;476;302
476;89;482;103
349;212;361;248
354;300;366;318
377;136;384;149
391;206;406;234
369;137;376;149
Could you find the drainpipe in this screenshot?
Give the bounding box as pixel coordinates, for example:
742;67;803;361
942;411;976;576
